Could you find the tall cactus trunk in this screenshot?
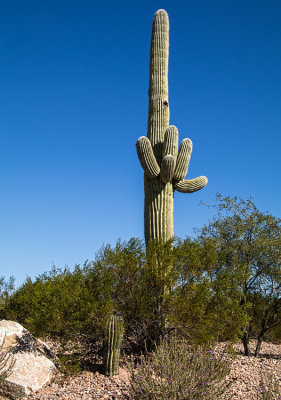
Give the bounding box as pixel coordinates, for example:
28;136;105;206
137;10;208;245
145;10;173;244
144;179;174;244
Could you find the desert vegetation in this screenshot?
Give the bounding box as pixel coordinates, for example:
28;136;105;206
1;5;280;399
0;195;280;398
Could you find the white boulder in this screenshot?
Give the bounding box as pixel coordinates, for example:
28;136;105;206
0;320;56;399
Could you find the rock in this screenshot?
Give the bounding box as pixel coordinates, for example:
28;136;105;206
0;320;56;399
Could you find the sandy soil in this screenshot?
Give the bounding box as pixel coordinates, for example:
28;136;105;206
23;339;281;400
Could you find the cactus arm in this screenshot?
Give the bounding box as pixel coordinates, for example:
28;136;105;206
160;155;175;183
173;138;193;181
174;176;208;193
136;136;160;179
163;126;179;158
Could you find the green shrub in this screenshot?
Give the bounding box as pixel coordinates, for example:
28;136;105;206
5;264;113;338
58;354;83;376
5;223;277;355
3;236;251;349
128;335;233;399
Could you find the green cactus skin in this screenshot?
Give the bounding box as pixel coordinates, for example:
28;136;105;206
173;138;193;181
163;126;179;158
136;136;160;179
175;176;208;193
160;155;175;183
103;313;124;376
136;9;208;244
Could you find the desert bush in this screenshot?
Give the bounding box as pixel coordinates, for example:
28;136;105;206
5;264;113;338
5;196;279;355
128;335;233;399
3;236;251;349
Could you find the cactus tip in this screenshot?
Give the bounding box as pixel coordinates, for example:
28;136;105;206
155;9;168;13
154;9;168;18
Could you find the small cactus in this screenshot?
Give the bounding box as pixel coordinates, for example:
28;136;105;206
136;9;208;244
103;312;124;376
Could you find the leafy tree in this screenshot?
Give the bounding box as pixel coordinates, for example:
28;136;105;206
171;236;248;344
0;276;15;318
200;194;281;356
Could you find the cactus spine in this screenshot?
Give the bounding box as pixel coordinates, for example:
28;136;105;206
136;10;208;244
103;312;124;376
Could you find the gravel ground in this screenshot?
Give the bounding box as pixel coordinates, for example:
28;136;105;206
23;338;281;400
217;341;281;399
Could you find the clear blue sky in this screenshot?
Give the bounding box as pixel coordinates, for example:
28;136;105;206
1;0;280;287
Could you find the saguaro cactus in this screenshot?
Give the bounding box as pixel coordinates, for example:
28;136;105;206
136;9;208;244
103;312;124;376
